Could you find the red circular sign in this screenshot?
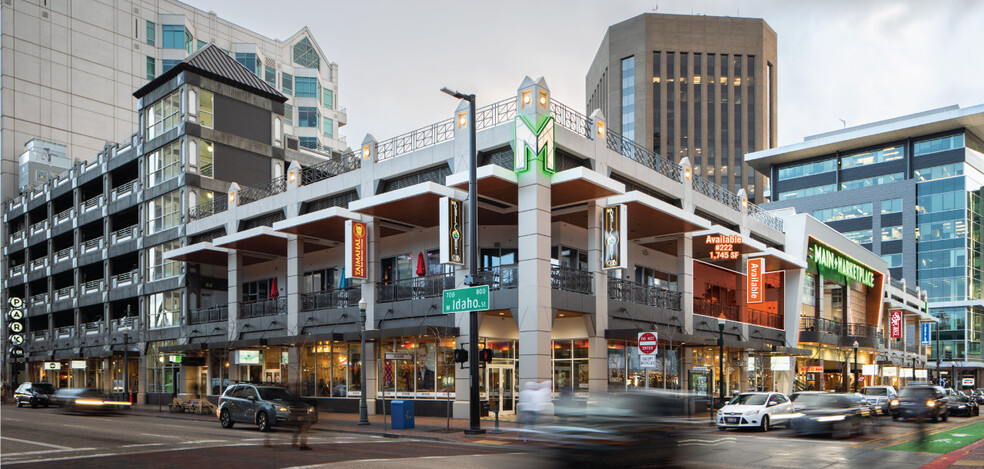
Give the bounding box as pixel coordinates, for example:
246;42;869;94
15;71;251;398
638;332;658;355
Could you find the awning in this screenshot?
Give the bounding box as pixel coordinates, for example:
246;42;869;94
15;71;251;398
607;190;712;243
446;164;519;206
273;206;365;243
268;332;345;346
748;247;807;272
340;325;459;342
213;226;294;258
550;167;625;207
348;182;467;229
164;242;230;266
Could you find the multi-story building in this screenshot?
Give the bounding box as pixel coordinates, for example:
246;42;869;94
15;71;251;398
748;104;984;387
2;55;928;416
0;0;346;200
586;13;778;203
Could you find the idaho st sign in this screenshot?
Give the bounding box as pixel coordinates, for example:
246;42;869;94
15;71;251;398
442;285;490;314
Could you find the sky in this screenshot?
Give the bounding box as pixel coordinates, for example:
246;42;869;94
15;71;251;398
185;0;984;150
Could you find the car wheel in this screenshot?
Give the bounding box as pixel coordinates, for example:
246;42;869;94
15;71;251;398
220;409;235;429
760;415;770;432
941;411;948;422
932;411;940;423
256;411;271;432
30;398;37;409
15;399;22;408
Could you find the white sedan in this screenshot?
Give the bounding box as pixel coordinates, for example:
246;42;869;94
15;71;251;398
716;392;795;431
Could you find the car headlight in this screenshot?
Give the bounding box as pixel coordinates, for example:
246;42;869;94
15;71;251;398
307;407;315;414
746;409;760;416
891;399;899;406
276;406;289;413
927;400;936;407
816;415;846;422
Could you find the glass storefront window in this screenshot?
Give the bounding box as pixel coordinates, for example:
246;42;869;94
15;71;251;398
374;337;457;399
552;339;590;396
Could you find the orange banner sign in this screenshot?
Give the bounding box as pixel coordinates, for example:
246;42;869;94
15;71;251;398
747;257;764;304
345;220;368;279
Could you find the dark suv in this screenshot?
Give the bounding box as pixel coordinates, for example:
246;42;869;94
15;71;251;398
896;385;948;422
216;384;316;432
14;382;55;408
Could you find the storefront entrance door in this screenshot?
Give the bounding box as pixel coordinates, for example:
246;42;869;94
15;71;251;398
487;364;516;415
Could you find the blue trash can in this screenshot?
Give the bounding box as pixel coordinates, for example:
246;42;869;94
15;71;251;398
390;400;415;429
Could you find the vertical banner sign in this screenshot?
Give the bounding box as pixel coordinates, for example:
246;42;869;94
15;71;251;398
345;220;368;279
747;257;764;304
921;322;932;346
602;204;628;270
7;297;25;357
890;310;903;339
439;197;464;265
638;332;658;368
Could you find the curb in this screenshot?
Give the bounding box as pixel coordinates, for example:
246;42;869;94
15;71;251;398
922;434;984;469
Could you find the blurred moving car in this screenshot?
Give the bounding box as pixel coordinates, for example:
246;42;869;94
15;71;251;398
945;389;979;417
13;382;55;408
971;389;984;406
716;392;794;431
860;386;898;416
542;390;686;468
216;384;317;432
790;393;873;438
895;385;948;422
52;388;131;414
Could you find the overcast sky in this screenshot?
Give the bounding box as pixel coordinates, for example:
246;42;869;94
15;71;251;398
186;0;984;150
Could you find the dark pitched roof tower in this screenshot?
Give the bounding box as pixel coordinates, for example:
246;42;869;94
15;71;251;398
134;44;287;102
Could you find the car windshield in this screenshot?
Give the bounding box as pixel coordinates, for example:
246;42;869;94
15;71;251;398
900;387;934;398
258;387;296;401
33;383;55;394
863;388;887;396
728;394;768;406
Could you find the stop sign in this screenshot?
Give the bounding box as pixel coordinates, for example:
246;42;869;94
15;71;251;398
638;332;658;355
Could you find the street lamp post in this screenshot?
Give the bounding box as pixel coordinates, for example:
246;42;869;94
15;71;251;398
440;86;483;435
358;298;369;426
936;322;942;387
718;317;726;408
853;340;859;393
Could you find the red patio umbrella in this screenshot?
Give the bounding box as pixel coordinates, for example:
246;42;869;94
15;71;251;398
270;278;279;298
416;252;426;277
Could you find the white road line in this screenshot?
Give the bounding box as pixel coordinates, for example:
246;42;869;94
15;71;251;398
0;436;73;450
1;448;96;457
138;433;185;439
121;443;166;448
4;418;25;422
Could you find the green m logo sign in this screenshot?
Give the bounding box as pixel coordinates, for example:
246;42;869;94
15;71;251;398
514;114;555;174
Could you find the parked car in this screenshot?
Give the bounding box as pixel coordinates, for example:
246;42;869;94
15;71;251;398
945;389;979;417
217;384;317;431
13;382;55;408
860;386;898;416
895;385;948;422
972;389;984;406
716;392;795;431
790;393;874;438
52;388;131;414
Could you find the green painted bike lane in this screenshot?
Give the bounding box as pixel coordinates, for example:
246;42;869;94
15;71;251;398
884;421;984;454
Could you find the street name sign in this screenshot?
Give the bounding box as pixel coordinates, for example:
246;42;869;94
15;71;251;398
442;285;490;314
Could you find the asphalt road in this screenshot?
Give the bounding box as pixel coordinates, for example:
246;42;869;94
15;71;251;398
1;405;979;468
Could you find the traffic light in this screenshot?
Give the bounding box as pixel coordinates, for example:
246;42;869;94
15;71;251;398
454;349;468;363
479;348;493;363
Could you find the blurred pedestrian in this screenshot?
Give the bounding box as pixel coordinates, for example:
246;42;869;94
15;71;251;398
290;382;312;450
518;382;538;442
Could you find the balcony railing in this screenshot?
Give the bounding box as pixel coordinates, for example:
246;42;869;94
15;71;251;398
693;176;742;211
300;152;361;186
189;305;229;325
377;117;455;162
475;97;517;132
238;176;287;205
747;203;784;233
473;266;519;291
890;278;905;290
30;257;48;271
188;198;228;221
907;286;920;298
56;325;75;338
81;195;103;214
111;271;136;288
548;99;590;138
54;208;74;226
10;230;24;243
550;266;593;295
30;293;49;305
300;287;360;311
54;247;74;264
111;317;135;332
111;225;137;244
693;298;740;322
239;297;287;318
54;286;74;301
84;321;102;334
607;278;682;311
800;316;843;336
81;237;103;254
377;273;455;303
29;220;48;236
10;264;25;277
605;129;682;182
745;307;784;330
112;179;137;200
32;330;48;342
82;279;104;294
844;323;879;339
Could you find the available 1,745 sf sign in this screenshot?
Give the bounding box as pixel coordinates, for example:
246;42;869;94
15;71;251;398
442;285;490;314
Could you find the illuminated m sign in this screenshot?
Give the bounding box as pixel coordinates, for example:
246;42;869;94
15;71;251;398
514;114;555;174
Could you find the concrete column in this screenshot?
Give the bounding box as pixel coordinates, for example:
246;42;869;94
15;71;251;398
227;251;242;341
286;238;302;336
587;200;608;397
678;235;694;334
364;342;377;415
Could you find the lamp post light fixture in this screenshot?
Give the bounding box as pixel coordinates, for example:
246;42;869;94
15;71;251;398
358;297;369;426
853;340;859;393
718;317;726;408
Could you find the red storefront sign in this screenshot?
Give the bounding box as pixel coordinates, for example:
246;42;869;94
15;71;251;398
890;310;903;339
747;258;764;304
345;220;368;279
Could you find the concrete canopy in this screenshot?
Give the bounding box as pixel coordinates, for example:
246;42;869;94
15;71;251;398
272;206;364;243
348;181;467;229
164;242;230;266
213;226;294;258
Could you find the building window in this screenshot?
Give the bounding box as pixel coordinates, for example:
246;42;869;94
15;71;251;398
915;163;963;182
147;141;180;186
145;89;180;140
162;24;192;53
199;90;213;129
621;56;635;141
634;265;677;290
777;184;836;201
162;59;179;73
147;290;181;329
322;117;333;138
146;191;181;234
881;225;903;242
812;203;872;222
303;268;337;293
292;37;320;69
323;89;333;109
882;253;902;268
551;245;588;270
282;72;293;95
196;39;205;50
842;229;873;245
295;77;317;98
264;65;276;88
881;198;903;214
298;137;317;149
147;241;181;281
235;52;260;76
242;279;273;302
146;21;155;46
777;158;836;180
553;339;589;395
301;342;367;398
146;56;155;80
840;172;905;190
284;103;293;126
199;140;214;178
298;107;318;127
146;340;179;391
840;145;904;169
915;134;964;156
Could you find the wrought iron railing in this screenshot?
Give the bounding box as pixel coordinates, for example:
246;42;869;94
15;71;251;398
111;225;137;244
82;237;103;253
693;298;740;322
111;271;136;287
189;305;228;325
238;297;287;318
54;286;74;300
112;179;137;199
475;97;517;131
82;279;103;294
607;278;682;311
605;130;682;182
746;307;784;330
30;257;48;271
54;208;74;225
473;266;519;291
548;99;590;137
54;247;73;263
300;152;361;185
238;176;287;205
81;195;102;213
188;199;229;221
844;323;879;339
377;273;455;303
29;220;47;235
692;176;742;211
300;286;360;311
377;118;456;162
747;203;784;233
800;316;843;336
550;266;593;295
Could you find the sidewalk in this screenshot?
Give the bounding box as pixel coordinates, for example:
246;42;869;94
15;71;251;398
923;437;984;469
